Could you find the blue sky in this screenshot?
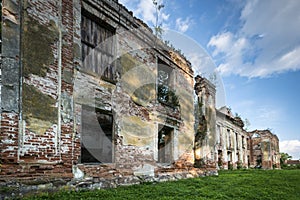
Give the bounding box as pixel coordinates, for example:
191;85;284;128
119;0;300;159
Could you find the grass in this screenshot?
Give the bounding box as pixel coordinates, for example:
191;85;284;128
21;170;300;200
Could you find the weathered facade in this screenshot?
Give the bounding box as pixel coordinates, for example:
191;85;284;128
0;0;280;197
248;130;280;169
0;0;217;194
194;78;280;170
216;107;250;169
194;75;217;168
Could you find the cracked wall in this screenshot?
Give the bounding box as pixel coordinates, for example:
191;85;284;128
216;107;250;170
0;0;216;189
1;0;75;177
249;130;280;169
194;76;217;168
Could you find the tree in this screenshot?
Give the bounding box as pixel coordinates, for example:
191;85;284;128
280;152;292;165
244;118;251;130
152;0;164;39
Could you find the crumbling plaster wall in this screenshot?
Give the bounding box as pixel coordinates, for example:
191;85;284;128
1;0;75;177
249;130;280;169
75;0;197;180
1;0;22;168
194;76;217;167
1;0;209;187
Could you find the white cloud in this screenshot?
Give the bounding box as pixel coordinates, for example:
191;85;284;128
280;140;300;159
186;52;214;75
119;0;169;28
175;17;193;33
240;0;258;19
208;0;300;78
208;32;250;76
119;0;138;11
135;0;156;24
208;32;234;56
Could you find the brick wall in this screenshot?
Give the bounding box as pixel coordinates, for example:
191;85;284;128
0;1;218;195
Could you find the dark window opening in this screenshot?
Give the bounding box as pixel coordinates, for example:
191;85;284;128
158;125;173;163
256;155;262;168
81;105;113;163
247;138;250;149
218;150;222;167
256;143;261;150
81;11;116;81
235;132;238;149
227;129;232;149
248;155;250;168
242;136;245;148
227;151;232;169
157;59;178;107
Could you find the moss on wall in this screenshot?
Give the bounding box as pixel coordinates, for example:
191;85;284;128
120;53;137;76
120;54;156;106
22;15;59;77
121;116;154;147
22;83;57;128
132;83;155;106
262;141;270;161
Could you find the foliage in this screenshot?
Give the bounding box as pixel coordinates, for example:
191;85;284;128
282;164;300;170
280;152;299;170
228;163;234;170
152;0;164;39
243;118;251;130
195;101;207;146
218;159;223;168
280;152;292;165
233;116;244;128
195;116;207;141
236;161;243;170
21;170;300;200
157;84;179;108
233;113;251;130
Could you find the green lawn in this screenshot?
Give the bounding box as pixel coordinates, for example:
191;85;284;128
23;170;300;200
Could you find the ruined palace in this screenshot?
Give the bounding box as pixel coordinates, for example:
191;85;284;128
0;0;280;192
194;76;280;170
248;130;280;169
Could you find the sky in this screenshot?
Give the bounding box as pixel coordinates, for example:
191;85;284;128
119;0;300;159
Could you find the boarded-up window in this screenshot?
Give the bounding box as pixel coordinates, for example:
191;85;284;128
158;125;173;163
81;106;113;163
81;12;116;81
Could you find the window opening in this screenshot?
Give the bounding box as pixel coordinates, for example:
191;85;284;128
252;133;261;138
158;125;174;163
81;105;113;163
81;12;116;81
157;59;178;107
235;132;238;149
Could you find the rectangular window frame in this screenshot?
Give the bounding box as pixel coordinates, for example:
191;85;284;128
157;124;174;164
156;58;178;108
81;10;116;82
80;105;114;164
